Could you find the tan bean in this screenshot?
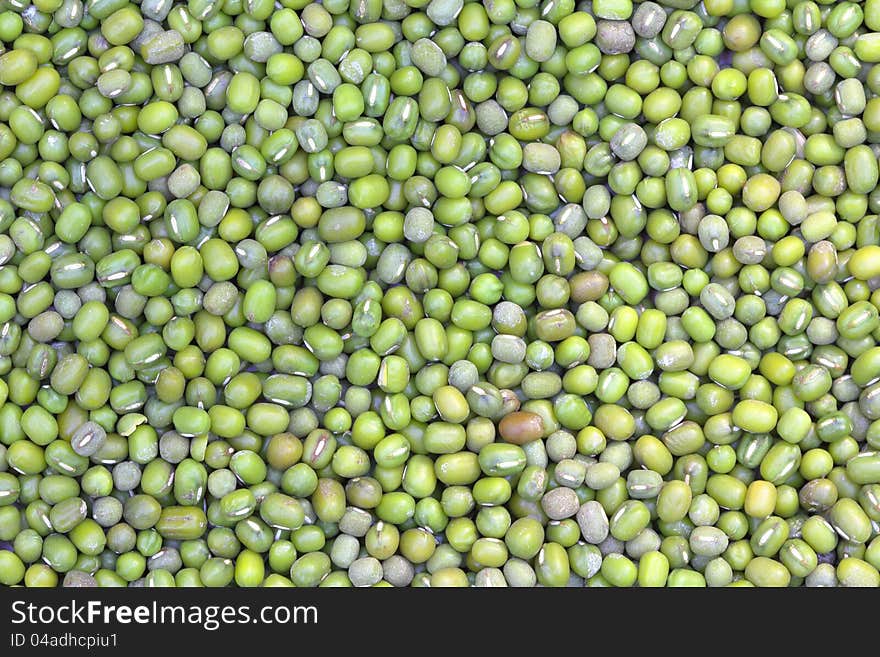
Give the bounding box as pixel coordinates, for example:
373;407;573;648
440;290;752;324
498;411;544;445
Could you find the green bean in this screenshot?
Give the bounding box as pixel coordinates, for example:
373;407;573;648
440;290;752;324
0;0;878;591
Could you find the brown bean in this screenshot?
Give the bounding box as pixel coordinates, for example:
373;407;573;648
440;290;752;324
498;411;544;445
569;271;609;303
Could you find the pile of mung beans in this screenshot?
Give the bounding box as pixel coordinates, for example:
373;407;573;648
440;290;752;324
0;0;879;588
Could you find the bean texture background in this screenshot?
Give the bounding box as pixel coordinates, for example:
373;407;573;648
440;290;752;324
0;0;879;588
